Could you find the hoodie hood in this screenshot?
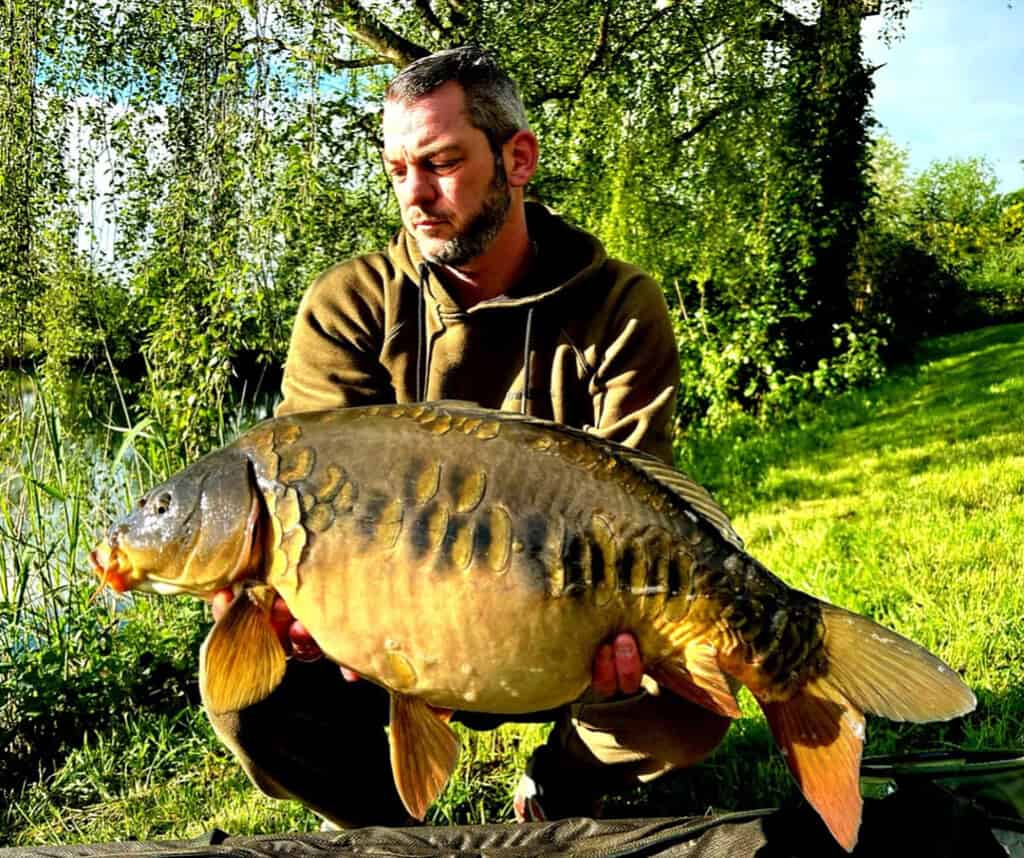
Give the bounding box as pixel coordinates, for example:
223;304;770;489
387;202;609;407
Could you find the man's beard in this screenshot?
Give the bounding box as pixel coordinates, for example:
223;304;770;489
421;156;511;267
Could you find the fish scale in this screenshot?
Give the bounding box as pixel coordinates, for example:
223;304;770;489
91;401;976;851
258;408;814;711
254;409;820;694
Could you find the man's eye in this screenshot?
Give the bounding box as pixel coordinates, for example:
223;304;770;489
430;160;459;171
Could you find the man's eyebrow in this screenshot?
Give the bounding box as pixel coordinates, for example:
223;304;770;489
383;143;464;163
420;143;463;158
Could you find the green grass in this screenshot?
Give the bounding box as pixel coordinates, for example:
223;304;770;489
3;323;1023;846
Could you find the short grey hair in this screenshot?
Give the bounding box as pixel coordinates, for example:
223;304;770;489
386;46;529;153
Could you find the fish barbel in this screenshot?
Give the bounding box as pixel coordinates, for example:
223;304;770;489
90;402;975;849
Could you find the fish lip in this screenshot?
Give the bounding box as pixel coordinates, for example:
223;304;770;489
131;577;206;597
88;545;109;575
90;537;188;595
89;542;134;593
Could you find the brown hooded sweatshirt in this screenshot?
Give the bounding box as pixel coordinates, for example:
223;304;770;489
278;204;679;463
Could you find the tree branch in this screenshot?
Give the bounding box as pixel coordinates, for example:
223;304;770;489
322;0;429;67
322;53;395;71
676;2;718;79
443;0;474;29
530;1;610;105
671;92;768;144
758;1;815;43
414;0;450;38
240;36;390;70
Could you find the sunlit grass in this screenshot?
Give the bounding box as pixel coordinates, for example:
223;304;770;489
658;322;1024;814
3;323;1023;845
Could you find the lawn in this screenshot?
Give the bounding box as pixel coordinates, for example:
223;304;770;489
3;322;1023;845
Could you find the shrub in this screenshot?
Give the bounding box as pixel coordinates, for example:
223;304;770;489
853;233;962;361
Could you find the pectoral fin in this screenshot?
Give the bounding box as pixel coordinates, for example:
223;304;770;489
649;642;741;719
388;693;461;820
200;585;287;715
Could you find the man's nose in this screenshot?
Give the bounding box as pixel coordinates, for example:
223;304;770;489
400;166;438;208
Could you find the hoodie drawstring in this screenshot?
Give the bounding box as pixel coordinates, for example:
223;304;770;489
417;262;429;403
522;305;535;415
417;261;537;415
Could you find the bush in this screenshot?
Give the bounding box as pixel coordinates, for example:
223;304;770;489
0;591;207;801
853;233;963;361
674;296;888;432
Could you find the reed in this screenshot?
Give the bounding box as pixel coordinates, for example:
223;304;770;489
0;374;206;843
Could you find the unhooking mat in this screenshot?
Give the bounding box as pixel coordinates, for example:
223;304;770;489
3;783;1023;858
5;752;1024;857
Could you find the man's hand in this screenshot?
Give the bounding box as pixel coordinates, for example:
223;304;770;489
591;632;644;698
208;588;360;680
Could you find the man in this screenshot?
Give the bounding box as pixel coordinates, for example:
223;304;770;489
206;46;730;828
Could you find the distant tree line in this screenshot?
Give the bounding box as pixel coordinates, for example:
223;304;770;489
0;0;1020;451
858;141;1024;360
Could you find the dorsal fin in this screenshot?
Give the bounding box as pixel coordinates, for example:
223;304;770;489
616;446;744;549
411;401;744;550
424;398;480;410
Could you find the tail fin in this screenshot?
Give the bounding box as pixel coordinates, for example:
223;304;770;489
817;603;976;722
757;602;976;852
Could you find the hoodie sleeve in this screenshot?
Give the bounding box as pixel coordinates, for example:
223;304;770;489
587;268;679;465
276;258;393;417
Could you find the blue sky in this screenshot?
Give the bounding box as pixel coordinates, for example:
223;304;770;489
862;0;1024;193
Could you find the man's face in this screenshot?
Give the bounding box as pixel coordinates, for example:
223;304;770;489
382;82;511;267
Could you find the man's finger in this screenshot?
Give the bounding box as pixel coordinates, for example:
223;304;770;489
288;619;323;662
613;632;643;695
269;596;295;647
210;588;234;622
591;642;617;698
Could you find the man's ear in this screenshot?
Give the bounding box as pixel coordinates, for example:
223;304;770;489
503;129;539;188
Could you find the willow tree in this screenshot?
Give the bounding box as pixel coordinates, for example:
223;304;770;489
0;0;70;364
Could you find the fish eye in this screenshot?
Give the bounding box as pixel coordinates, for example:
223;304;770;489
153;492;173;515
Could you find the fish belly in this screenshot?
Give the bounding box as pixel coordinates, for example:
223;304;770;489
279;534;624;713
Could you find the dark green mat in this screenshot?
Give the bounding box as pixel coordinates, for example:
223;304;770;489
6;752;1023;857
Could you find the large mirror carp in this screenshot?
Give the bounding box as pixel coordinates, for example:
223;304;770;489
90;402;975;850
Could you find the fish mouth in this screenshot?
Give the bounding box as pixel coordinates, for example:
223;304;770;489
89;540;177;594
89;541;136;594
89;541;231;598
